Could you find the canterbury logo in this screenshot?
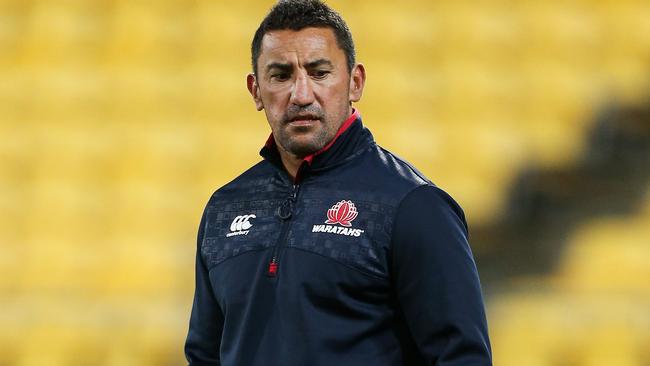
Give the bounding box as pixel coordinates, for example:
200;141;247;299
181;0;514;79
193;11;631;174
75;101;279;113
313;200;364;237
226;214;256;237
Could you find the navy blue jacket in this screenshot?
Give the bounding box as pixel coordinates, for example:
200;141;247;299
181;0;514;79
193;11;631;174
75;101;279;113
185;110;492;365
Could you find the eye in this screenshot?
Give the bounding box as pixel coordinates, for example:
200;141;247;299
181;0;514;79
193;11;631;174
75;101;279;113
271;73;290;81
311;70;330;79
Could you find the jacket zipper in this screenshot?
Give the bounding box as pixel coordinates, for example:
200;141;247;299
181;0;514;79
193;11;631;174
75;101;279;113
267;183;300;277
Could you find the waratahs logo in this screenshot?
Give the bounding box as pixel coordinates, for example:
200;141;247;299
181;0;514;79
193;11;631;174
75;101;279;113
325;200;358;227
312;200;364;237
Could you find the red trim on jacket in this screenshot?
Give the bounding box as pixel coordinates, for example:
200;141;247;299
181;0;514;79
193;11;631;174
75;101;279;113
304;108;360;165
263;108;360;164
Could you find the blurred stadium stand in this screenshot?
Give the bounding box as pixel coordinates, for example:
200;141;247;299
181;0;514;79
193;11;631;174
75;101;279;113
474;101;650;287
0;0;648;365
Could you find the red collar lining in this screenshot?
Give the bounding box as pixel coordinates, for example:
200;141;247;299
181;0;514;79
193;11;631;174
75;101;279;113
303;108;359;165
263;108;360;165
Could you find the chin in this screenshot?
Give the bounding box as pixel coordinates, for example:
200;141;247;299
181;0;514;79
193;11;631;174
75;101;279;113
286;142;320;158
279;128;332;157
282;136;323;157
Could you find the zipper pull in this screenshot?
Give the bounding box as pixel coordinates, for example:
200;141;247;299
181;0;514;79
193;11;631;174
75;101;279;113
277;184;300;220
270;184;299;278
277;201;293;220
267;257;278;277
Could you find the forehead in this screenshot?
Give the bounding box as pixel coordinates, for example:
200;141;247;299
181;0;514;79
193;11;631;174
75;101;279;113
259;27;344;67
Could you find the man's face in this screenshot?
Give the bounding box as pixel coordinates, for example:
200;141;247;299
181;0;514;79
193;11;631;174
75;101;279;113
247;27;365;158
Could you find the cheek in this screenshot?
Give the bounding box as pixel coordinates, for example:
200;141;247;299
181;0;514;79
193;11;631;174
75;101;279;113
321;85;350;113
261;90;288;115
331;77;351;99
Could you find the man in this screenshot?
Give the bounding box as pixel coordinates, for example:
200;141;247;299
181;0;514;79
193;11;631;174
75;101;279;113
185;1;492;365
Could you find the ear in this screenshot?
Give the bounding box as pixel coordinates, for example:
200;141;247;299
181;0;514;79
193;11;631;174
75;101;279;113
348;63;366;103
247;73;264;111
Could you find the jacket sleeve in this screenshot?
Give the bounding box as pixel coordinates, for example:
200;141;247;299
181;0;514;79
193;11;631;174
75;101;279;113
391;184;492;365
185;206;224;365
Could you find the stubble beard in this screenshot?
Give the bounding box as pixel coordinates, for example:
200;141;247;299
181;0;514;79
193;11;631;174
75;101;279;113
277;121;332;158
275;103;333;158
273;88;351;158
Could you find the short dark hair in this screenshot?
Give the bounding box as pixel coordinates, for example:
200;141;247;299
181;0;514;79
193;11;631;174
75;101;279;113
251;0;356;75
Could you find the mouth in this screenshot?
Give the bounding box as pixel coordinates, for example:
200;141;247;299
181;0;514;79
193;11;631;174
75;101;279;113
287;115;320;126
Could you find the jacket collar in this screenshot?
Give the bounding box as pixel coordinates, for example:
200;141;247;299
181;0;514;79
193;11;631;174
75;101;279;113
259;108;374;183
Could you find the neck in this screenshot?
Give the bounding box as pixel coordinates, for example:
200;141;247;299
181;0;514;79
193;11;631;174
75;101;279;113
273;106;356;181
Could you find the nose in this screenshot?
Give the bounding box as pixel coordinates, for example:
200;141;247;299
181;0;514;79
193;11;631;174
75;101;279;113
289;72;315;107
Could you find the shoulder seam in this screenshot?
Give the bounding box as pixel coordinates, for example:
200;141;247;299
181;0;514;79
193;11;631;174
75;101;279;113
376;145;431;185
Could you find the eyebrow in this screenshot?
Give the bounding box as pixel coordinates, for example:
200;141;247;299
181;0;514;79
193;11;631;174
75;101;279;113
305;59;333;69
265;59;334;73
266;62;292;73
